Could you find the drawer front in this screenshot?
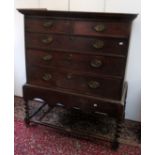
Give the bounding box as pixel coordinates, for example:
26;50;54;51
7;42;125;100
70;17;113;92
26;33;128;56
27;49;126;77
27;67;122;100
25;18;131;38
25;17;71;34
73;21;131;38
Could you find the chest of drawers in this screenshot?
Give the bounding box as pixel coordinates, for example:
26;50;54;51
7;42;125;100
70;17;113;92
18;9;137;149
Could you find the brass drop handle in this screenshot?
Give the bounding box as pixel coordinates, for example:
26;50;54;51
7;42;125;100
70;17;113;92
88;80;100;89
42;55;53;61
93;40;104;49
43;21;53;28
94;24;105;32
90;59;103;68
42;36;53;44
42;73;52;81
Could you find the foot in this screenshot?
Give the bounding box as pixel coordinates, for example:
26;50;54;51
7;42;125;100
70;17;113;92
24;118;30;127
111;141;119;150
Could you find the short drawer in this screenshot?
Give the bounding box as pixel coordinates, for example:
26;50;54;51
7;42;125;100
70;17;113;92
27;67;123;100
73;21;131;38
25;17;71;34
26;33;128;56
27;49;126;77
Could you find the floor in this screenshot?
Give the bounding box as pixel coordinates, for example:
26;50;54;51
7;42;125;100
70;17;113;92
14;97;141;155
14;97;140;147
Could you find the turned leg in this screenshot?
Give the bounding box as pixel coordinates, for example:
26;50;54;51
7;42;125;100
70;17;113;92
24;100;30;126
111;119;122;150
112;97;126;150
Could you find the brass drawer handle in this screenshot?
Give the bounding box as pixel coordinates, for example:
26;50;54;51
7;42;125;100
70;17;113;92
43;21;53;28
64;54;73;61
42;36;53;44
66;73;73;79
90;59;103;68
42;73;52;81
42;55;53;61
93;40;104;49
88;80;100;89
69;36;75;41
94;24;105;32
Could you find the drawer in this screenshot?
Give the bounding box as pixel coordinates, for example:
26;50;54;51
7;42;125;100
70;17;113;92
25;17;71;34
25;18;131;38
26;33;128;56
27;67;122;100
23;84;124;118
27;49;126;77
73;21;131;38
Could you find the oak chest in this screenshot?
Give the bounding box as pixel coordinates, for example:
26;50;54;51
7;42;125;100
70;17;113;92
18;9;137;149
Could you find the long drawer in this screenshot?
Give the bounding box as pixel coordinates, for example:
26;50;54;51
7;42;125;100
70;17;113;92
26;33;128;56
27;49;126;77
27;67;123;100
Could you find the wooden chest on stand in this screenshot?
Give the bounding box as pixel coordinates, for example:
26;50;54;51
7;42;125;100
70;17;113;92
18;9;137;149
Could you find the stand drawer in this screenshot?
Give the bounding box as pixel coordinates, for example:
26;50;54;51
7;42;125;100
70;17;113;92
23;84;124;119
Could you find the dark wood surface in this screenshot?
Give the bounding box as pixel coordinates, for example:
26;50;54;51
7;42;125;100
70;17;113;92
18;9;136;149
18;9;137;21
26;33;129;56
25;17;131;38
26;49;126;77
23;84;125;120
27;66;123;100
